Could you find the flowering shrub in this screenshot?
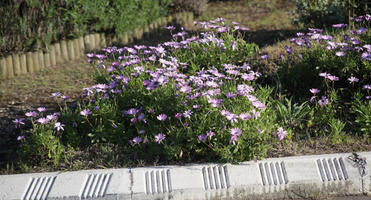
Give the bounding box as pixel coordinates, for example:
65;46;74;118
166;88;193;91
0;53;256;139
277;14;370;140
14;15;370;170
15;19;286;168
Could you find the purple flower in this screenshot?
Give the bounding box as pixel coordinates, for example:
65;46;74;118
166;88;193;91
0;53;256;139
225;92;236;98
25;111;37;117
332;24;347;28
130;118;137;123
175;113;182;119
335;51;345;57
17;135;25;141
198;134;207;142
230;128;242;136
348;77;359;83
132;136;142;145
356;27;367;35
239;113;251;120
183;110;193;118
260;54;268;60
236;84;254;96
138;113;145;121
37;107;47;112
363;85;371;90
13;118;25;128
361;52;371;61
221;110;230;116
54;122;65;131
318;96;329;106
139;130;146;134
80;109;92;117
179;85;192;93
208;98;222;108
251;109;260;119
285;45;293;54
46;114;57;121
207;131;215;140
36;117;50;124
155;133;166;144
193;104;200;109
125;108;139;115
310;88;320;94
241;73;254;81
229;128;242;145
157;114;168;121
251;101;266;110
166;26;175;30
226;113;238;123
277;127;288;140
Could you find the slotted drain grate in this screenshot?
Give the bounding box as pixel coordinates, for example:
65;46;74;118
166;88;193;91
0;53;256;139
22;176;56;200
202;166;230;190
316;158;348;182
80;173;112;199
145;169;172;194
259;161;288;186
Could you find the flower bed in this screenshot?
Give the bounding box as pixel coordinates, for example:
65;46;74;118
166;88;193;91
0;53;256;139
13;15;371;172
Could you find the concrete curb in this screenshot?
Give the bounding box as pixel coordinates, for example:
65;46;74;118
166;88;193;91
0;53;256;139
0;151;370;200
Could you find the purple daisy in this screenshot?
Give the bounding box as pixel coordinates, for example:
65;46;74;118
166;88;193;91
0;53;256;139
155;133;166;144
157;114;168;121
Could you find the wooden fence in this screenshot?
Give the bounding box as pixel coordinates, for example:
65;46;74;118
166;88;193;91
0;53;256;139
0;12;194;79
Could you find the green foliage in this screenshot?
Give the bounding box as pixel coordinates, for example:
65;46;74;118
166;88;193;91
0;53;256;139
327;118;346;144
291;0;371;27
352;94;371;137
272;98;311;138
0;0;171;56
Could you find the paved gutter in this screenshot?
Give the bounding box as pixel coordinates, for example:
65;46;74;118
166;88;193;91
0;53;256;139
0;151;370;200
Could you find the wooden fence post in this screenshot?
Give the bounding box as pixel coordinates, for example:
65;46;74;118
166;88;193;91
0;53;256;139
49;45;57;66
20;53;27;75
12;54;21;76
79;37;85;55
38;50;45;70
60;40;69;61
67;40;76;60
0;57;7;79
44;51;51;68
5;55;14;78
54;43;63;64
26;52;34;73
32;51;40;72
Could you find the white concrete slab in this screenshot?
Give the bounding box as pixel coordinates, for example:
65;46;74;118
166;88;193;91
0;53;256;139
0;152;369;200
359;151;371;195
0;172;59;200
48;168;131;200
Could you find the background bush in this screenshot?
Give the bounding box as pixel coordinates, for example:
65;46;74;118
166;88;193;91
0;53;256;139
291;0;371;28
169;0;208;16
0;0;171;56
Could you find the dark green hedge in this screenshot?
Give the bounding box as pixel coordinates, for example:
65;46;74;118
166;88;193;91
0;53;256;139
0;0;171;56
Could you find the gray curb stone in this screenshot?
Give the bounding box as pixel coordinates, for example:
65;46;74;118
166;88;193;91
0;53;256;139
0;152;370;200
